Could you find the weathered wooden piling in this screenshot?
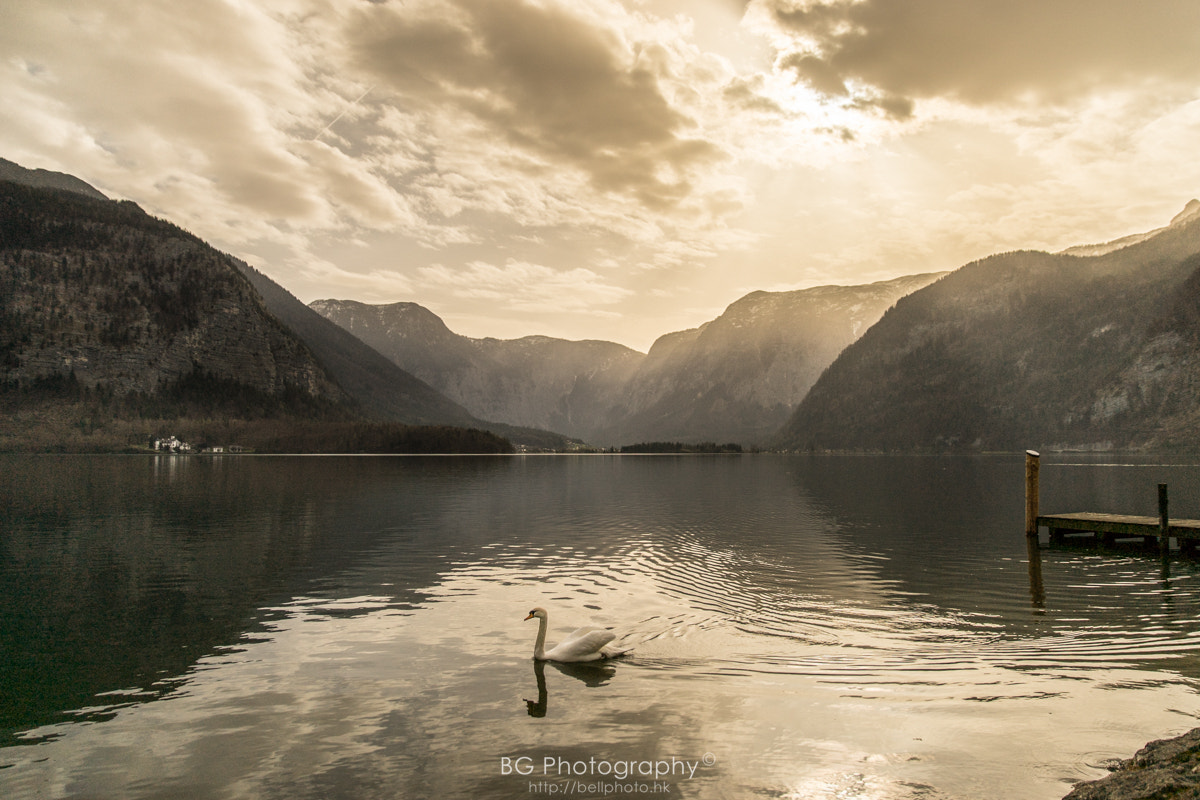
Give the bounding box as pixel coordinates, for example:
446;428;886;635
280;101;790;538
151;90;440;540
1024;450;1040;539
1159;483;1170;558
1024;450;1046;610
1026;532;1045;611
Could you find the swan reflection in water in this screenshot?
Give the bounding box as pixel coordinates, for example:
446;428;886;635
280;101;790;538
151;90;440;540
524;659;618;718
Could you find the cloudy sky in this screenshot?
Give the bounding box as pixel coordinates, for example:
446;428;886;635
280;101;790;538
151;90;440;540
4;0;1200;350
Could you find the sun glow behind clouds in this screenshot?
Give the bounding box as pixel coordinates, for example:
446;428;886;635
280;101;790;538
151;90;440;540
2;0;1199;349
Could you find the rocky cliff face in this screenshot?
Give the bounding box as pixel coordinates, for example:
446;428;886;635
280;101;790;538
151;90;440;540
0;180;345;408
600;273;946;445
312;273;942;446
1083;251;1200;450
776;203;1200;452
468;335;643;436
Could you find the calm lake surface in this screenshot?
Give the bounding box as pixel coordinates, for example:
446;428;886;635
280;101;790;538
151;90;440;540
5;454;1200;799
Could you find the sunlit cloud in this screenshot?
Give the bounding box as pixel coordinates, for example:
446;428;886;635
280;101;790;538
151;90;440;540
417;259;632;313
343;0;727;210
2;0;1199;348
299;258;416;303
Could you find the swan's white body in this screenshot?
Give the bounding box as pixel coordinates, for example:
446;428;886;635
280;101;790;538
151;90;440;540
524;607;630;662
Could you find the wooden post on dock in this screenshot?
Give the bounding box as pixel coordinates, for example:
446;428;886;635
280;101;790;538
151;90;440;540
1159;483;1170;557
1025;450;1040;539
1024;450;1045;608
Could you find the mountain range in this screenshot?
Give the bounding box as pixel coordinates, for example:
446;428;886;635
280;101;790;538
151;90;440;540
4;155;1200;453
6;156;931;450
311;273;943;445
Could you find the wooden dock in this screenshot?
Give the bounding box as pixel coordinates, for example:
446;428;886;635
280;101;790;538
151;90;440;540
1021;451;1200;609
1037;512;1200;553
1025;450;1200;555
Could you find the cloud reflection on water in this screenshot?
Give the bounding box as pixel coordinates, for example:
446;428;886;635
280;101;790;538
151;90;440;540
5;455;1200;799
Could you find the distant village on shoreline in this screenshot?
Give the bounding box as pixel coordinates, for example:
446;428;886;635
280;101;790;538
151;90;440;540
149;435;245;455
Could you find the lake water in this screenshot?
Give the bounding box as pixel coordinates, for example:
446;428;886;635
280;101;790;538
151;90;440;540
4;454;1200;799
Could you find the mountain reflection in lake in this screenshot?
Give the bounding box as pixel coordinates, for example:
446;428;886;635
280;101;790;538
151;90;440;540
3;454;1200;799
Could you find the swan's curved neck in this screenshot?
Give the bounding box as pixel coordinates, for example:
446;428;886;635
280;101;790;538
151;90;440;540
533;614;548;660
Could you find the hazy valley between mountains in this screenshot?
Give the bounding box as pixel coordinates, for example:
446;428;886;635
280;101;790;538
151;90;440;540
3;156;1200;454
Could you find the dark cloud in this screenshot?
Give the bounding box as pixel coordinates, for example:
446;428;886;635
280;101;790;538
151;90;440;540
722;76;787;114
346;0;722;210
778;52;847;97
768;0;1200;107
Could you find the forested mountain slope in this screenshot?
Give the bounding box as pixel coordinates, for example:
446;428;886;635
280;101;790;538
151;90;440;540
0;174;519;452
0;181;344;411
776;204;1200;451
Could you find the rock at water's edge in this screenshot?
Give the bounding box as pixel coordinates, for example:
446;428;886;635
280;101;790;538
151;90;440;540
1065;728;1200;799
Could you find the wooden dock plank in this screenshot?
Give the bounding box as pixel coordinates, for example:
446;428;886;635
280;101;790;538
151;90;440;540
1037;512;1200;539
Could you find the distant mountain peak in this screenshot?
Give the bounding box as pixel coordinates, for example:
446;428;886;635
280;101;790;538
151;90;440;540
1170;199;1200;227
1061;200;1200;257
0;157;108;201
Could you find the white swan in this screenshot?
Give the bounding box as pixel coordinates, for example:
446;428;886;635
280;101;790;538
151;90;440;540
524;607;631;662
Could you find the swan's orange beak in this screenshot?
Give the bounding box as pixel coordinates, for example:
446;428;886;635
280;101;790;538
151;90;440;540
524;612;534;621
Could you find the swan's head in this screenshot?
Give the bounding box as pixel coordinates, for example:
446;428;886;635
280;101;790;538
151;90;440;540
524;607;547;621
